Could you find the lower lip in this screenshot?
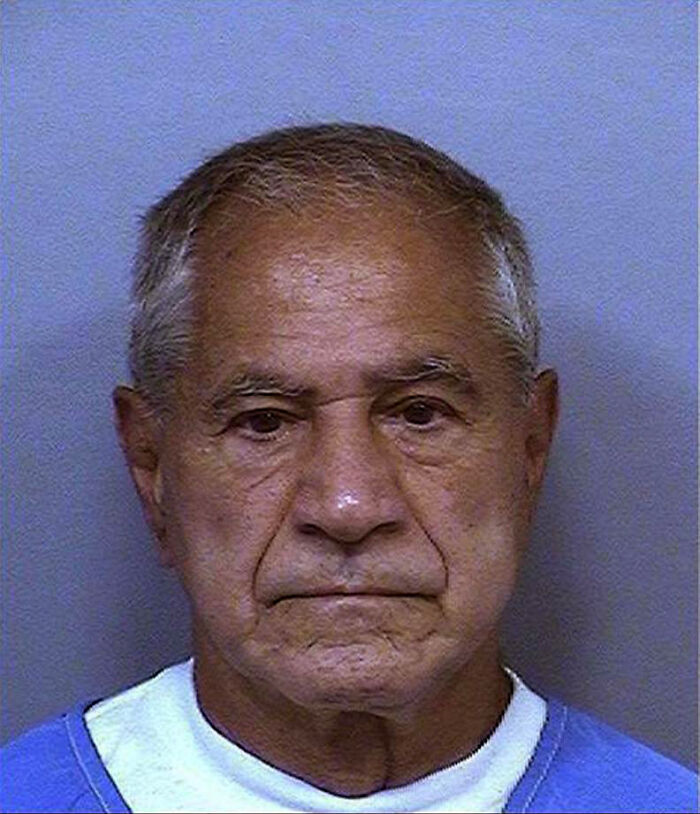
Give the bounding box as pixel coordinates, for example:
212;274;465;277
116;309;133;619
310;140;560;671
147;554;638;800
267;595;439;636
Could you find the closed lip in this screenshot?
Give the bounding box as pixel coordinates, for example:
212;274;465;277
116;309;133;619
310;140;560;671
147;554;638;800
268;589;433;606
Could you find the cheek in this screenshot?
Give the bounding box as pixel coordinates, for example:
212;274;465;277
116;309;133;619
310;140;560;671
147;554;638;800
161;446;295;637
401;439;528;631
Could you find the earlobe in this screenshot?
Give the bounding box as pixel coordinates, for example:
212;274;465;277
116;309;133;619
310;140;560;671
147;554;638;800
153;468;164;506
113;386;174;567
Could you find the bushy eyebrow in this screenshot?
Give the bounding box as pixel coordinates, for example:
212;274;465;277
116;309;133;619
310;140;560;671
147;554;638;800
365;355;477;396
202;354;477;424
203;369;313;424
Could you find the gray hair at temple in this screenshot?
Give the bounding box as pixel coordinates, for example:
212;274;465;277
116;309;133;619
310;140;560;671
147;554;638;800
128;123;540;416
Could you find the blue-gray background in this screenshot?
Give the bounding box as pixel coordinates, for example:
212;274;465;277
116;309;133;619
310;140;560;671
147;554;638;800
2;0;697;768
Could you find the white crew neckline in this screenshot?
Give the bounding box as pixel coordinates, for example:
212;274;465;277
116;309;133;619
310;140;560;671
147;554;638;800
86;659;546;813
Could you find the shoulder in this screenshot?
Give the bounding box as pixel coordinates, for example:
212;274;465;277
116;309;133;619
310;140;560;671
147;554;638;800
508;700;698;813
1;706;129;814
1;663;190;813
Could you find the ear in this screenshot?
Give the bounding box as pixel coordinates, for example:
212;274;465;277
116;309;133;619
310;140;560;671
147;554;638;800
113;385;174;567
524;369;559;503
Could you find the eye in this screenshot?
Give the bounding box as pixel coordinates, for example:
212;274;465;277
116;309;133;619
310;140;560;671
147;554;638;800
230;409;292;440
402;401;439;426
393;399;454;429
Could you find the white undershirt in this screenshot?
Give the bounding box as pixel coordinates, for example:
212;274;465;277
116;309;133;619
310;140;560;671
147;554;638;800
86;659;546;813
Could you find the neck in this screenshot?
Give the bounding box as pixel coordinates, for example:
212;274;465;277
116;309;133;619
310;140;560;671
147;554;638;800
193;632;512;797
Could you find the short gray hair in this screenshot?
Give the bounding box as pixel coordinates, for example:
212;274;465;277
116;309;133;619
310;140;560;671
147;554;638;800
128;123;539;415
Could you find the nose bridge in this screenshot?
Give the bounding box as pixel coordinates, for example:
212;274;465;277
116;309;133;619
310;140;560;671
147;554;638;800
294;403;404;542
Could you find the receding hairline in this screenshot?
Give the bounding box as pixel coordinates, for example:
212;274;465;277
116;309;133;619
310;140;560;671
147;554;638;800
190;180;492;270
129;122;539;416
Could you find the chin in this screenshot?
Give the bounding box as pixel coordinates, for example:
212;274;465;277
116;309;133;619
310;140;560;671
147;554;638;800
270;640;441;713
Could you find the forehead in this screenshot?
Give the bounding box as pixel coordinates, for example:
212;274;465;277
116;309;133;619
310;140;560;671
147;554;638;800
187;199;502;393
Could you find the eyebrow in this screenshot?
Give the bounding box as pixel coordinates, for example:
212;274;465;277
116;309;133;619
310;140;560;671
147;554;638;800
202;354;477;424
365;355;477;396
203;369;314;423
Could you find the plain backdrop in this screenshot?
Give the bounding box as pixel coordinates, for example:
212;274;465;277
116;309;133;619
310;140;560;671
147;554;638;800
2;0;697;769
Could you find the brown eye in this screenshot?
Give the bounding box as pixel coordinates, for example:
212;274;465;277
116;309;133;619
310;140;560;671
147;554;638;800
244;411;284;434
402;401;438;426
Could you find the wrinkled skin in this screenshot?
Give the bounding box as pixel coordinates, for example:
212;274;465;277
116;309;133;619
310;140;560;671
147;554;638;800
115;199;558;795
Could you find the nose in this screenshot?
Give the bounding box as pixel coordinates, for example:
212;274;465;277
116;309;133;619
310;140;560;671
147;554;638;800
292;410;408;545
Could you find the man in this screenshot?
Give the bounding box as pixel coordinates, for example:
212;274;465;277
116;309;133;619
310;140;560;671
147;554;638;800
2;124;696;813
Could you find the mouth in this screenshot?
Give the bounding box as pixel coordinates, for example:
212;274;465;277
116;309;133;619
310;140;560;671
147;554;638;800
268;591;433;607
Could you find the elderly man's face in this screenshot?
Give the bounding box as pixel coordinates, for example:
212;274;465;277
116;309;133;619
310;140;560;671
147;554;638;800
122;200;555;714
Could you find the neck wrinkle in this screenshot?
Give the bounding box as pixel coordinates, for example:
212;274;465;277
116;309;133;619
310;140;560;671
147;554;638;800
193;626;510;798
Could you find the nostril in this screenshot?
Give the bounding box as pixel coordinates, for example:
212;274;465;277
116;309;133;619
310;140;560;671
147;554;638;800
299;522;322;536
297;519;401;544
376;520;401;536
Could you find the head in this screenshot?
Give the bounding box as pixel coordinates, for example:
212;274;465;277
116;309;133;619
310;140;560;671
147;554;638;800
115;123;557;715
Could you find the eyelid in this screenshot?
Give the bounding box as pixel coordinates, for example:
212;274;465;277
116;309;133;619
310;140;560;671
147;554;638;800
214;407;301;439
235;407;301;425
234;406;295;418
385;395;457;417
